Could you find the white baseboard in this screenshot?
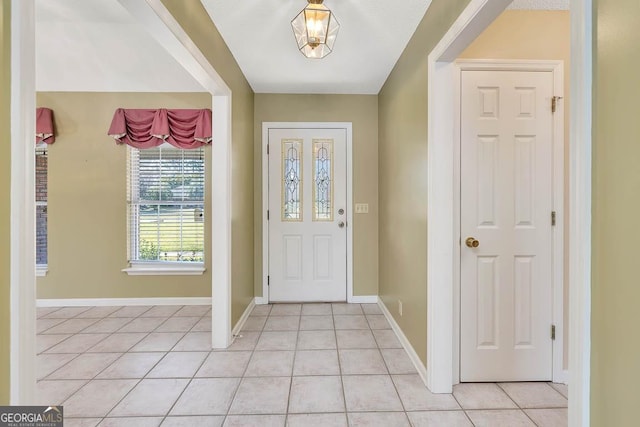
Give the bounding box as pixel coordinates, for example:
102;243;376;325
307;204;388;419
350;295;379;304
253;296;379;304
36;297;212;307
378;299;428;386
232;298;256;336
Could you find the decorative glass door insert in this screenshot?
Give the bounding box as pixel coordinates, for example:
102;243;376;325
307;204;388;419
313;139;333;221
282;139;302;221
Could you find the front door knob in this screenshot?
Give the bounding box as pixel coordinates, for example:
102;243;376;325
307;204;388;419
465;237;479;248
338;221;345;228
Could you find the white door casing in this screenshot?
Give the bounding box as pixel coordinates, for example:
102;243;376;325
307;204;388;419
118;0;234;349
9;0;235;403
267;127;348;302
460;69;555;382
377;0;593;415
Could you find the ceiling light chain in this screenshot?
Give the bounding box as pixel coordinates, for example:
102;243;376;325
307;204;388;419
291;0;340;59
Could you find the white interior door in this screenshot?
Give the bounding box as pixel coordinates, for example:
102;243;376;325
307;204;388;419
460;70;554;382
268;128;347;302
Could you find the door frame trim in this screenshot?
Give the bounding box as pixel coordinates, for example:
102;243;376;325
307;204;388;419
261;122;353;303
427;0;592;425
10;0;37;403
9;0;236;403
453;59;565;385
120;0;234;351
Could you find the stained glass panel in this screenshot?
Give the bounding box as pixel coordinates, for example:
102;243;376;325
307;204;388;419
313;139;333;221
282;139;303;221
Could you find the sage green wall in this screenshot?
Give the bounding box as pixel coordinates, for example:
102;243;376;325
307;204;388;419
36;92;213;300
459;9;571;370
0;0;11;405
161;0;255;325
378;0;471;364
592;0;640;423
253;94;379;298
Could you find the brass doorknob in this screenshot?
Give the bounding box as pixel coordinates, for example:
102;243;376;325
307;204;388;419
465;237;479;248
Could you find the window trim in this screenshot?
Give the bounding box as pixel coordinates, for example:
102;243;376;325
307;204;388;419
125;143;206;271
36;264;48;277
122;261;205;276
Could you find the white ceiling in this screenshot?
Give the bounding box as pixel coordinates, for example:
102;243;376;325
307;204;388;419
201;0;569;94
35;0;204;92
34;0;569;94
200;0;433;94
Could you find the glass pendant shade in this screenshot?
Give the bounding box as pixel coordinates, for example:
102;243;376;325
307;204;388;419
291;0;340;59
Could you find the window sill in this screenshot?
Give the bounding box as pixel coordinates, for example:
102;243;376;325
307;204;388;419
36;265;48;277
122;262;206;276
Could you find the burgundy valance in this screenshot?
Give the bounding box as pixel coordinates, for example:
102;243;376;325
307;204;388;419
36;107;55;144
108;108;212;149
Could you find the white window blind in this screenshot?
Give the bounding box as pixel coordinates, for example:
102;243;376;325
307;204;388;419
127;143;205;263
36;146;48;266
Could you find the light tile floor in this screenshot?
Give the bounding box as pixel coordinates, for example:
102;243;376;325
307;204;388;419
36;303;568;427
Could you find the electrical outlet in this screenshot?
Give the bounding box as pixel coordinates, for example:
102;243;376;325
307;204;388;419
398;300;403;316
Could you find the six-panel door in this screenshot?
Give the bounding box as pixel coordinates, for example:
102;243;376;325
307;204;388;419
460;70;554;382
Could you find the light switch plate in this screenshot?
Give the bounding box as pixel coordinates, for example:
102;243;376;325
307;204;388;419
355;203;369;214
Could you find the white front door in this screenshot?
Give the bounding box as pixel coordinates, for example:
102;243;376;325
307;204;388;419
460;70;554;382
268;128;347;302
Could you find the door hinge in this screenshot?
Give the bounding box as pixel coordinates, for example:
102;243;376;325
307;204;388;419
267;275;270;286
267;210;270;220
551;211;557;226
266;144;269;155
551;324;556;340
551;96;563;113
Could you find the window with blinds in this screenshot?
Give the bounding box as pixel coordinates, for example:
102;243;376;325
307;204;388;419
127;143;205;264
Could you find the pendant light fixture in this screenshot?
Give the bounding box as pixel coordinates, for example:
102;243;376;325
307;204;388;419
291;0;340;59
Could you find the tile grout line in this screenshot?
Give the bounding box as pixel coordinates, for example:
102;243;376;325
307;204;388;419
59;360;149;415
510;381;568;426
100;349;177;417
39;303;153;341
39;305;195;421
38;328;152;384
496;382;526;410
140;308;211;424
283;306;302;425
40;304;564;426
40;304;147;335
461;382;537;426
334;303;350;423
36;306;63;318
375;314;412;422
62;315;179;419
40;306;93;320
40;317;101;335
544;381;570;401
449;388;477;427
37;333;76;355
37;354;86;403
222;303;270;424
58;306;185;420
158;314;216;424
